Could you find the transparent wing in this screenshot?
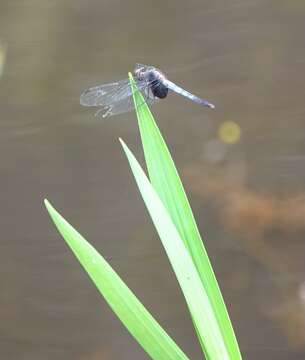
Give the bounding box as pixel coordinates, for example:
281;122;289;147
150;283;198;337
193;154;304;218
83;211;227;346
94;90;158;119
80;75;159;119
163;79;215;109
80;78;145;107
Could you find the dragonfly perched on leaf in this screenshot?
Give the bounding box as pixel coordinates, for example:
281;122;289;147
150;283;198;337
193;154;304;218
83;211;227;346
80;63;215;118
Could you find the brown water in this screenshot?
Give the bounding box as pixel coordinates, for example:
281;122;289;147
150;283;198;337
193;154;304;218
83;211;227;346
1;1;305;359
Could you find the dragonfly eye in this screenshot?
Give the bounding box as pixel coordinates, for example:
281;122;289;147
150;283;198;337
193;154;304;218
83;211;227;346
135;67;147;81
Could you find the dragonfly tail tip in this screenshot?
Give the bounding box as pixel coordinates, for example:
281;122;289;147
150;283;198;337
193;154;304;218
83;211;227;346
205;101;215;109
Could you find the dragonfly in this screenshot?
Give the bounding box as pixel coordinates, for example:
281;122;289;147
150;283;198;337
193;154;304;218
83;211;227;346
80;63;215;118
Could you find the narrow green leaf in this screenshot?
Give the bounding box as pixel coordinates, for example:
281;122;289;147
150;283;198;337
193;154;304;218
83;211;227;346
44;199;190;360
129;73;242;359
120;139;229;360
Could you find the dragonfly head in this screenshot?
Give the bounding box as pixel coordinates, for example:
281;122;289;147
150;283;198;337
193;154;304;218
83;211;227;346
134;63;155;81
134;65;147;81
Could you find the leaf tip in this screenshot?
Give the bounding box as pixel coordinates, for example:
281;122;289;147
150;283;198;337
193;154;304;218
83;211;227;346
44;198;56;218
44;198;50;209
118;137;128;151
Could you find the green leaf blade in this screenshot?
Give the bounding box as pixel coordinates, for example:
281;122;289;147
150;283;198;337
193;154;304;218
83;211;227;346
120;139;230;360
129;73;242;359
44;199;190;360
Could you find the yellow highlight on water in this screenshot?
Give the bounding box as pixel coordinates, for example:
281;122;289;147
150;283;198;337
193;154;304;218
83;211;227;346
0;41;7;77
218;121;241;144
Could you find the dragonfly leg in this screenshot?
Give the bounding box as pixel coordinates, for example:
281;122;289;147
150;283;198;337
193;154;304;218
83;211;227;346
139;81;155;108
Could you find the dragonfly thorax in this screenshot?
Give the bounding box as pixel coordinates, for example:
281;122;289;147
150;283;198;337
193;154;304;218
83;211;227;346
134;66;168;99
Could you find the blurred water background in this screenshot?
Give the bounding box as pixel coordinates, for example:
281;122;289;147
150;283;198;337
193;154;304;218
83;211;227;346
0;0;305;359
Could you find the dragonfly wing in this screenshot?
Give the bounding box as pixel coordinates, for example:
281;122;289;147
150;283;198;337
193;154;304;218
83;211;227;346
94;96;157;119
80;74;159;118
163;79;215;109
80;78;152;106
94;82;158;119
80;78;132;107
